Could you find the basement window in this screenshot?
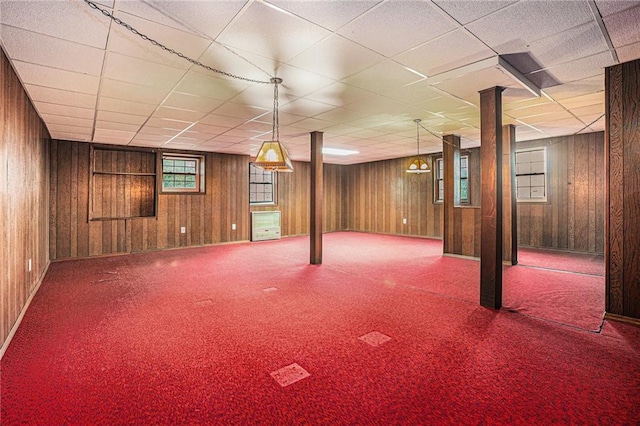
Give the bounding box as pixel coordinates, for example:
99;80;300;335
249;163;276;205
516;147;547;202
162;153;205;193
434;155;469;203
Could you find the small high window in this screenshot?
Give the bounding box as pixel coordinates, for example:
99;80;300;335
162;154;205;193
516;147;546;202
249;163;276;205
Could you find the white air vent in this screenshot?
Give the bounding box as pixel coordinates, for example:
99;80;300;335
251;211;281;241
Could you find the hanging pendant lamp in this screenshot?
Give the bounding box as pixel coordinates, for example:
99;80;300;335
406;118;431;174
254;77;293;172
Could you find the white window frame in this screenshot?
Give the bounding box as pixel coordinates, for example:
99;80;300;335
161;153;205;193
515;147;547;202
434;155;469;203
249;163;277;205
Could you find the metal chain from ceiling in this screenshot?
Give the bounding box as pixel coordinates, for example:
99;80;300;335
83;0;273;85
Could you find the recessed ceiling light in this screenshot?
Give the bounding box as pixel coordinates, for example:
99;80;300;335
322;147;359;156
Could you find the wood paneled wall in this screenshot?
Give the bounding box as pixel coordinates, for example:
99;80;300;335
606;59;640;320
344;156;443;238
1;48;50;350
250;161;346;236
517;132;605;254
50;143;347;260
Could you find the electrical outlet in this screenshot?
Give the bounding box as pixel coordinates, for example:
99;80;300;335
232;223;236;230
402;218;407;225
180;226;186;234
28;259;32;272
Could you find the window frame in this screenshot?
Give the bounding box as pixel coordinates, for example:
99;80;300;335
433;155;469;204
515;146;547;203
249;162;277;205
161;153;205;194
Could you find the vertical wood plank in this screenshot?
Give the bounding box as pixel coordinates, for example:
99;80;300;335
310;132;323;264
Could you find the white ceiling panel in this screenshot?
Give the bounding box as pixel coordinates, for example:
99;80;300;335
542;75;604;100
431;66;516;104
144;117;192;131
93;128;136;144
24;84;97;109
33;102;95;119
466;1;594;53
395;29;494;77
595;0;639;16
97;97;158;116
215;1;331;63
162;92;224;113
0;0;109;48
40;114;94;128
287;34;385;81
527;52;615;88
117;0;245;40
558;92;605;110
51;131;93;142
604;4;640;48
46;123;93;135
103;52;186;89
211;102;270;121
12;61;99;94
152;106;206;122
337;1;456;58
106;12;211;70
173;70;250;101
197;43;277;83
617;41;640;62
343;60;422;94
198;114;247;128
266;0;381;31
304;82;376;108
432;0;517;25
99;78;169;104
96;110;147;125
0;25;105;76
95;120;141;133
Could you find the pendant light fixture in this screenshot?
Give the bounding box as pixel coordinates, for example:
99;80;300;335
254;77;293;172
406;118;431;174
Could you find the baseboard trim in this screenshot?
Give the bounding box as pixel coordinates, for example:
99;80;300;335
0;261;50;360
604;313;640;328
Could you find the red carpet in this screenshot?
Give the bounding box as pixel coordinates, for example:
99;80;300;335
1;232;637;424
517;247;605;276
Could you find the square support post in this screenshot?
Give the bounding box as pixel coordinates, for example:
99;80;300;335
310;131;323;265
479;87;504;309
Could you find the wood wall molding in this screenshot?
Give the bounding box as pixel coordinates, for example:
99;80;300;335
502;124;517;264
605;58;640;320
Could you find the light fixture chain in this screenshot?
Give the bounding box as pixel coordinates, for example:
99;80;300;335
83;0;272;85
273;80;280;141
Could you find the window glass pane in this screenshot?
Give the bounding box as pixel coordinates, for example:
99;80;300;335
460;179;468;201
530;174;545;186
530;161;545;174
438;180;444;201
531;186;545;198
517;175;531;187
517;187;531;199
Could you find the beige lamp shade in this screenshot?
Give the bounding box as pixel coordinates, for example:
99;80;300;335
254;140;294;172
406;158;431;174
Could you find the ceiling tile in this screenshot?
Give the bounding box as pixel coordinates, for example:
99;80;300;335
542;75;603;100
33;102;95;119
395;29;495;77
558;92;604;110
604;5;640;48
0;0;109;48
106;12;211;70
594;0;639;16
97;97;157;116
432;0;517;25
216;1;331;63
40;114;94;128
198;114;247;128
279;97;336;117
46;123;93;135
287;34;385;81
117;0;245;40
266;0;382;31
337;1;456;58
152;106;206;122
144;117;192;131
343;60;422;94
162;92;225;113
50;131;93;142
103;52;186;89
24;84;97;109
96;110;148;125
0;25;105;75
617;41;640;62
527;52;615;88
304;82;376;108
12;61;99;94
95;120;141;133
99;78;169;104
174;70;250;101
211;102;270;120
466;1;594;53
93;128;136;144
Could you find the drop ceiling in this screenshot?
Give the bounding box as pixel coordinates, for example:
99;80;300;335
1;0;639;165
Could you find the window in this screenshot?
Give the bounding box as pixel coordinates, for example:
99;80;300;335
435;158;444;202
249;163;276;205
162;154;205;193
460;155;469;203
434;155;469;203
516;147;546;202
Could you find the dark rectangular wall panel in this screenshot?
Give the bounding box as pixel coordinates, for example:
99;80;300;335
606;58;640;320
